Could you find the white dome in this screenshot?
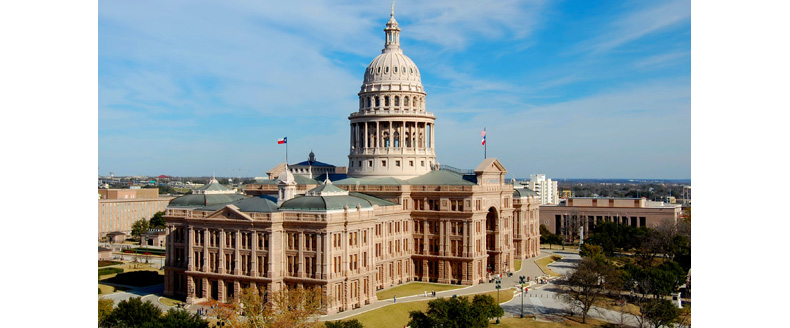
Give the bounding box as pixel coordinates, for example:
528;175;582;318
363;52;421;85
360;10;423;89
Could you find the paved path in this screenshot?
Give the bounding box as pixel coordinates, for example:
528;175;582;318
319;251;555;322
99;284;171;311
500;249;642;327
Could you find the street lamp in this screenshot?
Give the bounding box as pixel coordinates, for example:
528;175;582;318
495;278;501;324
519;276;526;318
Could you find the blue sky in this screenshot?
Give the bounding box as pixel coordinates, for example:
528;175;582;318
99;0;690;179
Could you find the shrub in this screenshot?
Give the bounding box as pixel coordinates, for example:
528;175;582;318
98;267;124;277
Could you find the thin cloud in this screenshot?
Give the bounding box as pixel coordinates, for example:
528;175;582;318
578;0;690;55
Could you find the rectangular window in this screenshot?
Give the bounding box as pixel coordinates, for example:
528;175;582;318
396;160;400;167
382;160;386;167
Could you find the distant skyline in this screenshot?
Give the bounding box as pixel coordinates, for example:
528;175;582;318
99;0;691;179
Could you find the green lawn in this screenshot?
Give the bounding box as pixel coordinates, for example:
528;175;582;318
497;315;611;327
345;289;516;328
515;259;523;271
535;255;563;277
159;297;184;307
375;282;465;300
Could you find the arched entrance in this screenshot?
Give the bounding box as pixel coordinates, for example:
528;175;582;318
486;207;499;275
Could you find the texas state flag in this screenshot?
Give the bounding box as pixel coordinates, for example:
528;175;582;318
277;137;287;144
480;128;486;145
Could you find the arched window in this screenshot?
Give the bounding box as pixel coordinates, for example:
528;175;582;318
367;97;371;108
413;97;418;108
383;132;390;147
377;67;381;74
375;96;380;107
404;97;409;107
385;96;390;107
394;66;398;73
394;96;399;107
394;132;400;148
385;67;389;73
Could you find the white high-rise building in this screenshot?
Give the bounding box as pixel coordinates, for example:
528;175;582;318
525;174;558;205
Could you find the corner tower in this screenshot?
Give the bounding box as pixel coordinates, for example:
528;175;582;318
348;8;436;179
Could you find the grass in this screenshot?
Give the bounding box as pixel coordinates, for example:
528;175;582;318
541;244;580;252
344;289;517;328
375;282;465;300
497;315;612;327
159;296;184;307
99;260;123;267
515;259;523;271
535;255;563;277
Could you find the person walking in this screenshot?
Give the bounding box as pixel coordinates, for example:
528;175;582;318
394;295;397;303
424;291;427;297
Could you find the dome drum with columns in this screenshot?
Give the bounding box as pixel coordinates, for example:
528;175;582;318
348;9;436;179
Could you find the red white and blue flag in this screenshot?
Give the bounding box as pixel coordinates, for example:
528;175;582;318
480;128;486;145
277;137;287;144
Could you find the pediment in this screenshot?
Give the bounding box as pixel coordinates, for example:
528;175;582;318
206;205;253;221
474;158;507;174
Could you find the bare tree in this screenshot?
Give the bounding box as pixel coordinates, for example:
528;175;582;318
558;258;621;323
215;285;324;328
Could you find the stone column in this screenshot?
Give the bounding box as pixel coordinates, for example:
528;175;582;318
298;231;305;278
234;230;240;275
218;229;225;274
316;233;323;279
218;279;225;303
203;228;209;273
251;232;258;277
322;232;330;279
186;227;194;271
388;121;393;151
375;121;380;149
463;222;469;257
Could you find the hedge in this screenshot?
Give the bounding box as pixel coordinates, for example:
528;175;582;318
98;267;124;277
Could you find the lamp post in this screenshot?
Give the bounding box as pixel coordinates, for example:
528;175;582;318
495;278;501;324
519;276;526;318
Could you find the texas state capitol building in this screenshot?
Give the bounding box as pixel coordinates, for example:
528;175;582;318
163;11;541;314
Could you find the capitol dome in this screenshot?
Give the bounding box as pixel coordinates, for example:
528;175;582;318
363;52;421;85
360;11;423;91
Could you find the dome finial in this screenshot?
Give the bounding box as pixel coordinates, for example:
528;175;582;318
383;3;401;53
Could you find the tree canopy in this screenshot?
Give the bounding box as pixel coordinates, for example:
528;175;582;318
131;218;150;238
407;294;501;328
149;211;166;228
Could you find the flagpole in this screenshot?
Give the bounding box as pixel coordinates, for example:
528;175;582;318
484;126;487;159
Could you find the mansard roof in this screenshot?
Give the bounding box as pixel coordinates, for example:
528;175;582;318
513;187;538;198
168;193;247;208
407;169;476;185
197;195;279;213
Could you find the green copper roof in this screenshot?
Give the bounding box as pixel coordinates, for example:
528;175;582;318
513;188;538;198
169;194;247;207
197;196;279;213
348;192;398;206
307;182;347;195
333;176;407;186
196;180;233;191
293;175;320;185
406;170;477;185
280;195;374;211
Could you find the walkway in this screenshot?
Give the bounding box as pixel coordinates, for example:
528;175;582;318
319;251;555;322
